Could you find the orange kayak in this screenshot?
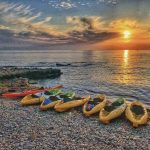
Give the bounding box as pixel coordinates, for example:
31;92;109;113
1;85;63;98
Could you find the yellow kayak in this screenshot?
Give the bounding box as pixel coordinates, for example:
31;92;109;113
125;101;148;127
54;96;90;112
99;98;126;124
40;96;63;110
83;95;107;116
21;94;45;106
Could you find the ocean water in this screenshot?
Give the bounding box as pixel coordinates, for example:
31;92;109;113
0;50;150;104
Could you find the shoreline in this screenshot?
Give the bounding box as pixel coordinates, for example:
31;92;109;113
0;97;150;150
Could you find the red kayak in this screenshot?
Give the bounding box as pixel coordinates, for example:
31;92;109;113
1;85;63;98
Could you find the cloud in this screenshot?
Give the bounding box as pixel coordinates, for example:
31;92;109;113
0;28;69;50
0;2;33;16
0;2;119;50
109;19;139;31
47;0;118;10
0;2;60;36
68;30;119;44
66;16;104;32
97;0;119;5
66;16;119;43
0;25;9;30
109;19;150;39
59;1;76;9
48;1;76;9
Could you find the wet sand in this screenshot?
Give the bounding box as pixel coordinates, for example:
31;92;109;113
0;98;149;150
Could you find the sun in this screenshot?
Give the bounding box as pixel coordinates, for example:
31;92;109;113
123;30;131;39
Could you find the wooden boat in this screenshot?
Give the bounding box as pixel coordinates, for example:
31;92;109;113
21;94;45;106
2;85;63;98
40;96;63;110
125;101;148;127
83;95;107;116
54;96;90;112
99;98;126;124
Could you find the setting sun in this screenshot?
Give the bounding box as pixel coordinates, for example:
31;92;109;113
123;31;131;39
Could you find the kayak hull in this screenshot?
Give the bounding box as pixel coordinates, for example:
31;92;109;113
2;85;63;98
40;100;63;110
125;101;148;127
21;95;45;106
54;96;90;112
83;95;107;116
99;102;126;124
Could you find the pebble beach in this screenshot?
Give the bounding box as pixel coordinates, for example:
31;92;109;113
0;0;150;148
1;98;150;150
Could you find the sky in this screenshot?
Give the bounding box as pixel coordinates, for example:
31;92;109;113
0;0;150;50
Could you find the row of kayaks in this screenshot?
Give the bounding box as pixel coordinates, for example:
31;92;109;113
1;85;63;98
18;88;149;128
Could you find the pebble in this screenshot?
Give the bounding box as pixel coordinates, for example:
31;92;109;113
0;98;150;150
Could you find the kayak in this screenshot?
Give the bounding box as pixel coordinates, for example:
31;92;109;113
40;96;63;110
21;94;45;106
2;85;63;98
40;91;76;111
83;95;107;116
99;98;126;124
125;101;148;127
54;96;90;112
21;88;62;106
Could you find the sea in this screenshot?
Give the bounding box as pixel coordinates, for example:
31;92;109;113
0;50;149;104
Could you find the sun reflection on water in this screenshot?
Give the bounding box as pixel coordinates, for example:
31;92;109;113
121;50;130;84
124;50;129;66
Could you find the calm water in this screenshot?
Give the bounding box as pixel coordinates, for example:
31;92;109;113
0;50;150;104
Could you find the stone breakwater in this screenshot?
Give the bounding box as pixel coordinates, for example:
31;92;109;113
0;67;62;94
0;67;62;80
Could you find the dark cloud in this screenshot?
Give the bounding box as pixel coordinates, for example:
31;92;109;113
77;17;96;30
68;30;119;43
0;23;119;50
0;29;50;50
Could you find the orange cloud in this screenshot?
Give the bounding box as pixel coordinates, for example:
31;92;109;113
0;2;149;50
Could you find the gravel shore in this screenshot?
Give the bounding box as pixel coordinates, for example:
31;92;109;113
0;98;150;150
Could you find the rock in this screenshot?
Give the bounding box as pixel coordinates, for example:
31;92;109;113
0;67;62;80
56;63;71;67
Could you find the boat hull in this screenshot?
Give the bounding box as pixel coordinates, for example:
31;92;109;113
40;100;63;110
83;95;107;116
99;103;126;124
125;101;148;127
21;95;45;106
2;85;63;98
55;96;90;112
